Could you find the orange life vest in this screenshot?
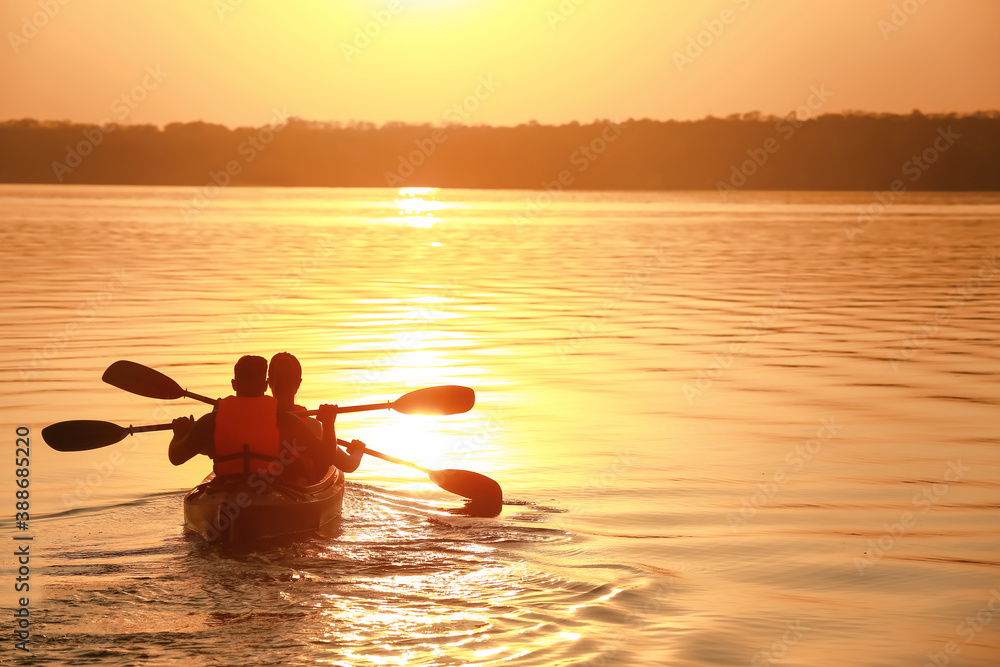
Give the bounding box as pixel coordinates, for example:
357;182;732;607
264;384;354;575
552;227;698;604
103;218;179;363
213;395;281;476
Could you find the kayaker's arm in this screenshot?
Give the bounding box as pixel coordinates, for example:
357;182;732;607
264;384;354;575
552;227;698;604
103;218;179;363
336;439;366;473
317;404;364;473
169;413;215;466
276;406;364;473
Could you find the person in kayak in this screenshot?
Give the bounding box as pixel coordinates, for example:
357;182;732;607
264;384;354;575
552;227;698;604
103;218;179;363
268;352;321;436
168;355;364;480
267;351;325;480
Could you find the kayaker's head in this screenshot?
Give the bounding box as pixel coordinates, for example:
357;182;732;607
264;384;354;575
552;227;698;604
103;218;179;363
268;351;302;404
232;355;268;397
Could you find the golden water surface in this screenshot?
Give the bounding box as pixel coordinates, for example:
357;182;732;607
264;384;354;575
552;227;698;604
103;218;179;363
1;185;999;666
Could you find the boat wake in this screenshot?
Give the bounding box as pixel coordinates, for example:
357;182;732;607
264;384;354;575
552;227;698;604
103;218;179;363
24;481;671;667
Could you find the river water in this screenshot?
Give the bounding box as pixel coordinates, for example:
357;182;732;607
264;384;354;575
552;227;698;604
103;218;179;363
1;185;999;666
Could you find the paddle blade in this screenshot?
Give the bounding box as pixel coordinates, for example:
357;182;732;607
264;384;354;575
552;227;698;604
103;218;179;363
392;385;475;415
428;469;502;507
103;360;185;400
42;420;128;452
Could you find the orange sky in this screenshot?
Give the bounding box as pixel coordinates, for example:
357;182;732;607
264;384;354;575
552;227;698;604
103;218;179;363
2;0;999;127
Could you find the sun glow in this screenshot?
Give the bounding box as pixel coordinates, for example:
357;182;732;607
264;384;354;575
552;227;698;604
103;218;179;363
364;418;455;475
394;188;446;228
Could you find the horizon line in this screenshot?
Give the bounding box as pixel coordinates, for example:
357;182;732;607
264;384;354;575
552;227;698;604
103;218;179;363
5;109;1000;132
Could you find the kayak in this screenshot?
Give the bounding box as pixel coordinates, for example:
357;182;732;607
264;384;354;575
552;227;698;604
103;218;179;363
183;465;345;543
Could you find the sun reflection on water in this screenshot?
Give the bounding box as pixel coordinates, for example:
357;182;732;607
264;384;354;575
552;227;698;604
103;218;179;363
314;564;585;665
394;187;446;227
317;286;503;486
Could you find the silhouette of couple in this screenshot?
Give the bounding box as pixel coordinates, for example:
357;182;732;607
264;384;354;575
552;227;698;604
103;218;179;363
168;353;364;484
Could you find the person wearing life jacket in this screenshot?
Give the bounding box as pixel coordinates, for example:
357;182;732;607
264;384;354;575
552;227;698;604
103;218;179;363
211;354;284;476
168;355;364;479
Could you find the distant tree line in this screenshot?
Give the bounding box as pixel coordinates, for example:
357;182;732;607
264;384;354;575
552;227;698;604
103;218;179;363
1;111;998;191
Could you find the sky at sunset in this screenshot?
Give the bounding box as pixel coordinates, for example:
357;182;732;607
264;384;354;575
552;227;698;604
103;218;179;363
2;0;999;128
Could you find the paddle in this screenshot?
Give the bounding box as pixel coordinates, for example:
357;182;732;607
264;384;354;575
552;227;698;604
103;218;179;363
40;419;503;510
42;419;173;452
338;438;503;512
102;360;216;404
295;385;475;417
103;360;475;415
